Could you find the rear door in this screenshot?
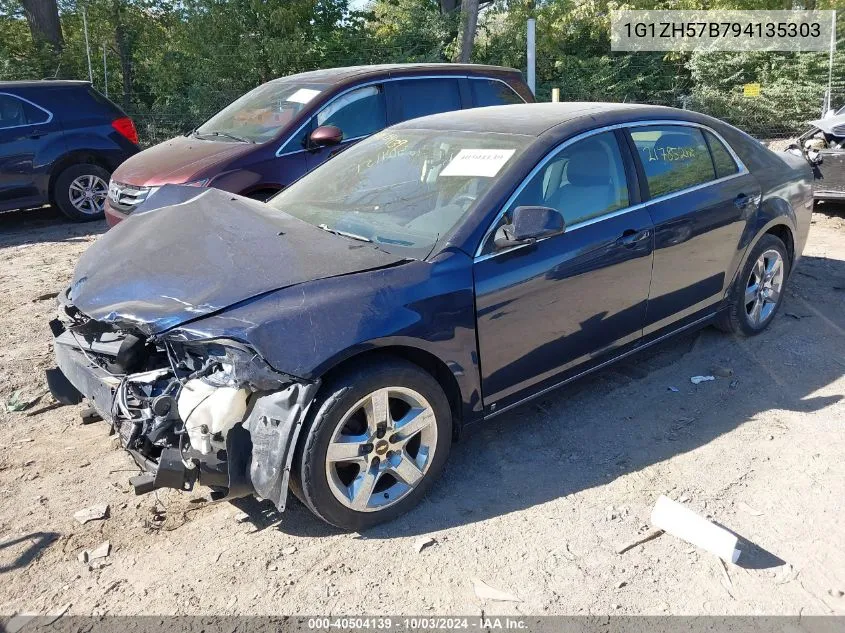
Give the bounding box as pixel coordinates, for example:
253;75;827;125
473;130;654;411
0;91;59;211
304;84;388;171
626;123;761;335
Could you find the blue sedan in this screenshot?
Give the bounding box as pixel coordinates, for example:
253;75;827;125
46;103;813;530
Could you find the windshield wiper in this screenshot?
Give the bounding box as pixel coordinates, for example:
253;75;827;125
193;130;252;143
317;223;372;243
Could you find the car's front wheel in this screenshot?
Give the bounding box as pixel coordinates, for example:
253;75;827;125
292;357;452;531
717;233;790;335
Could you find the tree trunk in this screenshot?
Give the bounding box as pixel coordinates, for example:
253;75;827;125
439;0;459;13
458;0;479;63
19;0;63;50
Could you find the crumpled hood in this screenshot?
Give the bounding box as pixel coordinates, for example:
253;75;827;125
808;114;845;137
68;185;406;335
112;135;254;186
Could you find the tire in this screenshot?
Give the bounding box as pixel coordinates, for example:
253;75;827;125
53;163;111;222
292;357;452;531
716;234;790;336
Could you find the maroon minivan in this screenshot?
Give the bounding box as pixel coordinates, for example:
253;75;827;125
105;63;534;226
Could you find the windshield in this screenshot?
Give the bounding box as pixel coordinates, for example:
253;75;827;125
267;128;532;256
195;80;328;144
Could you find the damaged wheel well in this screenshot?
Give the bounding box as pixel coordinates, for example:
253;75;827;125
318;346;464;435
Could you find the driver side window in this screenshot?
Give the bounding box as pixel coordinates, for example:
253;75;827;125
483;131;630;254
513;131;629;226
316;85;386;141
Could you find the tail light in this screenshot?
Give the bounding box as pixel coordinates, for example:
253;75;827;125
112;117;139;145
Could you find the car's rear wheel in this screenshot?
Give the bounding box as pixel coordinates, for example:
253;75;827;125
716;234;789;336
53;163;111;222
292;357;452;531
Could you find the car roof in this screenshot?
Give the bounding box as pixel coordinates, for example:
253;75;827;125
268;63;522;85
0;80;91;89
391;102;702;137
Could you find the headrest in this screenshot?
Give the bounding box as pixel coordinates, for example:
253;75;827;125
568;144;610;187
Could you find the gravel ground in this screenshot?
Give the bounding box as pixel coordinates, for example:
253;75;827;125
1;202;844;618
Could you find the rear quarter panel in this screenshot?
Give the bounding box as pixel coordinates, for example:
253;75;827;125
718;124;813;281
34;86;138;184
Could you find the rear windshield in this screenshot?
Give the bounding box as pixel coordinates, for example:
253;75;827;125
267;128;533;257
196;80;329;144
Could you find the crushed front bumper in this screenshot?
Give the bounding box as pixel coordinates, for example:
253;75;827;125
46;317;319;510
46;321;251;498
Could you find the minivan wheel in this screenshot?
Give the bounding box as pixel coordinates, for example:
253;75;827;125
292;358;452;531
53;164;111;222
716;234;790;336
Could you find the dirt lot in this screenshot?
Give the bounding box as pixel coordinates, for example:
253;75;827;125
1;203;844;618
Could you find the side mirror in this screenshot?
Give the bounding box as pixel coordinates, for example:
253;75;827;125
494;206;565;250
309;125;343;148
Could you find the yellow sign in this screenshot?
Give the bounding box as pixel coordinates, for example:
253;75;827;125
743;83;761;97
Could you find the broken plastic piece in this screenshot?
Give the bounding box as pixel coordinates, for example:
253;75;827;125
690;375;715;385
471;578;521;602
80;406;102;425
73;503;109;525
650;495;741;564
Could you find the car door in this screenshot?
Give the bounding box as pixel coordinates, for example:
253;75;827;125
626;124;761;335
0;92;57;211
473;130;654;412
304;84;388;171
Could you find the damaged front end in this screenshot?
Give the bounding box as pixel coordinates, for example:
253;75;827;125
46;295;319;510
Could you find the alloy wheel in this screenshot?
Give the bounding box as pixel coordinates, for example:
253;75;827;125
325;386;438;512
744;249;784;327
68;174;108;215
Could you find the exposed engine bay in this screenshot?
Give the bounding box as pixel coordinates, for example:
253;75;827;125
786;115;845;168
45;295;319;509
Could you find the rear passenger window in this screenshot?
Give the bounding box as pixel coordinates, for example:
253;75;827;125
0;93;49;128
704;130;739;179
395;79;461;121
20;100;49;124
470;79;523;107
630;125;715;198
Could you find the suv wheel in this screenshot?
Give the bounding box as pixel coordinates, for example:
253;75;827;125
53;164;111;222
716;234;790;336
292;358;452;531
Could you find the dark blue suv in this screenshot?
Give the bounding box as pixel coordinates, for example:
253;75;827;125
0;80;140;221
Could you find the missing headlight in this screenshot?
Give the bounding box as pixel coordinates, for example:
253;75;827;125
166;338;295;391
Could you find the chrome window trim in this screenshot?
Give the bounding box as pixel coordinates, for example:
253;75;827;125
0;91;53;130
275;75;523;158
473;119;749;260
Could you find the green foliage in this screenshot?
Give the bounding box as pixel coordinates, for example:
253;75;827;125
1;0;840;144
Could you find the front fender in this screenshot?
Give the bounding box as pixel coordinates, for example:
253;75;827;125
166;249;483;423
